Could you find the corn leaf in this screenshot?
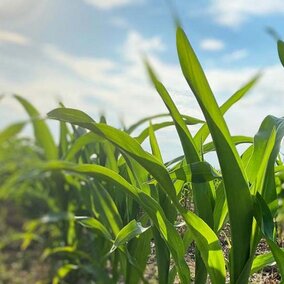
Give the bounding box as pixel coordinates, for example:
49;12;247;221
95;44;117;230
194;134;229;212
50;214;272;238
110;220;151;253
194;75;260;149
47;109;226;284
176;26;253;282
277;40;284;67
38;160;191;284
250;251;275;274
15;95;57;160
0;122;26;144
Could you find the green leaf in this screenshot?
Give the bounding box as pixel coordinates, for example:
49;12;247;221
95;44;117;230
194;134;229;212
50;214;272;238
76;216;113;240
110;219;151;253
0;122;26;144
136;119;203;144
127;113;203;134
146;60;215;283
203;136;253;154
64;132;102;161
213;182;228;233
168;161;221;183
176;26;253;282
15;95;57;159
253;193;284;279
52;264;78;284
250;251;275;274
277;40;284;67
41;246;91;261
47;109;226;284
194;75;260;149
126;229;152;284
39;160;191;284
148;123;172;283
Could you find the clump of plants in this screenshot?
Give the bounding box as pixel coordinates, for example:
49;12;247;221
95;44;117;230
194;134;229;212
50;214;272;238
1;24;284;284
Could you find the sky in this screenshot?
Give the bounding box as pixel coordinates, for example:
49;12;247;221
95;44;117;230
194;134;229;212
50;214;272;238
1;0;284;161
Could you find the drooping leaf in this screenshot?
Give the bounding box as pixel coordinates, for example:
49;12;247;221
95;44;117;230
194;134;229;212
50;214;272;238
38;160;191;283
75;217;112;241
47;109;226;284
110;220;151;253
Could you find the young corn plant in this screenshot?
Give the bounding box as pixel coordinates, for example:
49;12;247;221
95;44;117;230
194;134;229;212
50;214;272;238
46;25;284;283
3;96;208;282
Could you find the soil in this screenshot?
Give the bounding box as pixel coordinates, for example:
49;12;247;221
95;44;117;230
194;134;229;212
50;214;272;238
0;202;282;284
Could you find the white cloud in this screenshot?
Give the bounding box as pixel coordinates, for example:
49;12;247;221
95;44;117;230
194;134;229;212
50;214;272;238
82;0;142;10
0;0;48;23
0;30;30;45
210;0;284;27
44;45;117;83
222;49;249;62
200;38;225;51
121;31;166;62
1;27;284;161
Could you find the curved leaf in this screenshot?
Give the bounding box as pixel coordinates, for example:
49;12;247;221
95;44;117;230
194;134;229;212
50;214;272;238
47;109;226;284
15;95;57;159
176;26;253;282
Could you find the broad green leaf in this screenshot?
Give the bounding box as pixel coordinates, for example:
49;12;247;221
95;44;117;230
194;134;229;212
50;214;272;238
149;123;171;283
41;245;91;261
127;113;203;134
146;61;214;283
177;26;253;282
15;95;57;160
89;181;123;236
164;136;253;167
59;121;69;158
194;75;260;149
253;193;284;279
250;251;275;274
242;117;284;281
247;116;284;206
0;122;26;144
76;216;112;240
277;40;284;67
136;119;203;144
110;220;151;253
203;136;253;154
64;132;103;161
213;182;228;233
168;161;221;183
38;160;191;283
47;109;226;284
52;264;78;284
126;229;152;284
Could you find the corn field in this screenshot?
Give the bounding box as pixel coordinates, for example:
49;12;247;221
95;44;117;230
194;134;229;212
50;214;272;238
1;25;284;284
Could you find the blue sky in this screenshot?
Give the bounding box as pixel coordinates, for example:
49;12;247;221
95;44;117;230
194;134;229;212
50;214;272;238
1;0;284;160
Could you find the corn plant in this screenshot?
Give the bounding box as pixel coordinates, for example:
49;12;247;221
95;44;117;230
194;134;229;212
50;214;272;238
45;25;284;284
2;24;284;283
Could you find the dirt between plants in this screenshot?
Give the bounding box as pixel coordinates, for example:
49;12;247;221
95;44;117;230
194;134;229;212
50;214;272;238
144;223;282;283
0;202;282;284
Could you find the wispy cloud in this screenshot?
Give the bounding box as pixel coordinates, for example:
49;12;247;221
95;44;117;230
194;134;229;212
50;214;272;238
120;30;166;62
200;38;225;51
1;27;284;160
210;0;284;27
44;45;117;83
222;49;249;62
0;30;30;46
82;0;142;10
